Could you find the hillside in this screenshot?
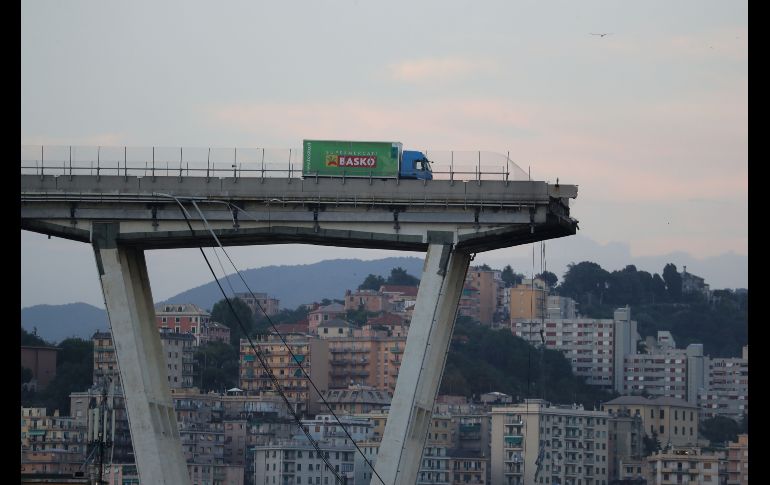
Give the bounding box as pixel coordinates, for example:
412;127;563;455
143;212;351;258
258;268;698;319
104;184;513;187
162;256;424;310
21;303;109;344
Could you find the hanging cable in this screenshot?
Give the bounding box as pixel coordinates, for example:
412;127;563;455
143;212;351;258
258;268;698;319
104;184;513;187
161;194;385;485
166;196;347;484
187;199;386;485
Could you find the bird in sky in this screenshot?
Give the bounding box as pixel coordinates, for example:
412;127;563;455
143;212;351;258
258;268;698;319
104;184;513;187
590;33;612;37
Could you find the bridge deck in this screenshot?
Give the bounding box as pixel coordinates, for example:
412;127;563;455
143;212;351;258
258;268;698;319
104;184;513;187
21;174;578;252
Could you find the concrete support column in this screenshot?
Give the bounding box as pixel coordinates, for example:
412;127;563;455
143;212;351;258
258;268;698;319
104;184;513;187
374;243;471;485
92;223;191;485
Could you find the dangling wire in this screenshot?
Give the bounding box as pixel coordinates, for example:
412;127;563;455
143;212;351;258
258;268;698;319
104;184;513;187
165;195;347;484
161;194;385;485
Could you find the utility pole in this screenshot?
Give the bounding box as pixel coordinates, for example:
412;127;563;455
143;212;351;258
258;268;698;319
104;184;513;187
87;381;114;485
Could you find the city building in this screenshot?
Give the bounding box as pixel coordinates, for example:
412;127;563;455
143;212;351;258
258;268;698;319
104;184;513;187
602;396;699;448
465;267;503;325
606;409;645;483
234;291;280;318
450;412;491;484
491;399;610;485
316;319;356;339
726;434;748;485
308;303;347;335
21;345;58;391
449;450;488;485
344;289;391;313
418;413;453;485
20;408;88;476
379;284;419;316
92;330;195;390
327;335;406;393
155;303;212;342
319;385;392;415
546;295;578;320
159;329;196;389
513;307;637;392
680;266;711;301
239;334;330;416
206;321;232;344
645;447;720;485
253;438;357;485
509;278;547;321
69;388;133;464
698;345;748;421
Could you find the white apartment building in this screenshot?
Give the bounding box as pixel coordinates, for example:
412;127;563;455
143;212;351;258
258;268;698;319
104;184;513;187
512;307;637;392
698;345;748;421
254;438;356;485
491;399;610;485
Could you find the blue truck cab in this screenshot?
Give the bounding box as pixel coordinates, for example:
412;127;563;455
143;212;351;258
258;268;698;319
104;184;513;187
400;150;433;180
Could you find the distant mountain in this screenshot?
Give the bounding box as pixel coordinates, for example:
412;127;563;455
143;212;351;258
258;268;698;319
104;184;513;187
20;258;425;343
161;257;425;311
21;303;109;344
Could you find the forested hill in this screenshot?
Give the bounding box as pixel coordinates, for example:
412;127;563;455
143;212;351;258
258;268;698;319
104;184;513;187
441;318;617;408
554;262;747;358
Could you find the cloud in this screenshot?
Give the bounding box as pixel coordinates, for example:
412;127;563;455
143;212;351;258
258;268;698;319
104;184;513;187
388;57;499;83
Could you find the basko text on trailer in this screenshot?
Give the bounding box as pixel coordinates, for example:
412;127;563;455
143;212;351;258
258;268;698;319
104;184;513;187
302;140;433;180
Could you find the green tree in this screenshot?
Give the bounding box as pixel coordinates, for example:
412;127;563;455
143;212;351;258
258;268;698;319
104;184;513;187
701;416;740;445
651;274;667;303
211;297;255;346
195;341;239;392
663;263;682;302
558;261;611;314
536;271;558;290
21;326;50;346
441;317;616;408
386;267;420;286
256;305;309;333
501;265;520;287
34;338;94;415
643;432;662;456
346;308;376;326
359;274;386;291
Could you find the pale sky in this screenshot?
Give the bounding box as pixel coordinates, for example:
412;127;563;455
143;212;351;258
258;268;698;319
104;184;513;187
21;1;748;308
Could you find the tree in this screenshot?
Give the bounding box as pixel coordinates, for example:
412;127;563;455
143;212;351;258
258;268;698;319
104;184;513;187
536;271;558;289
33;337;94;415
194;341;239;392
346;308;375;326
558;261;611;314
662;263;682;302
211;297;255;346
386;267;420;286
359;274;386;291
651;274;667;303
256;305;309;333
701;416;740;445
501;265;519;287
21;326;50;346
643;431;662;456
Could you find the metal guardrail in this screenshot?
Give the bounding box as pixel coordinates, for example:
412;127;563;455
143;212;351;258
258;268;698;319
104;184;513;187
20;145;532;183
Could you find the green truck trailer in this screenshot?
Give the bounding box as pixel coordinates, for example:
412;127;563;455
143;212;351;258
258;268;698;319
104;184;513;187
302;140;432;180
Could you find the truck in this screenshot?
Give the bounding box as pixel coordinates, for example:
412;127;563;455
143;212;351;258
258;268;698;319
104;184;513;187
302;140;433;180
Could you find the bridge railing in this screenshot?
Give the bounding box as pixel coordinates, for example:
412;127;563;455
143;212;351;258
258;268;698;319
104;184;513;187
20;146;532;182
